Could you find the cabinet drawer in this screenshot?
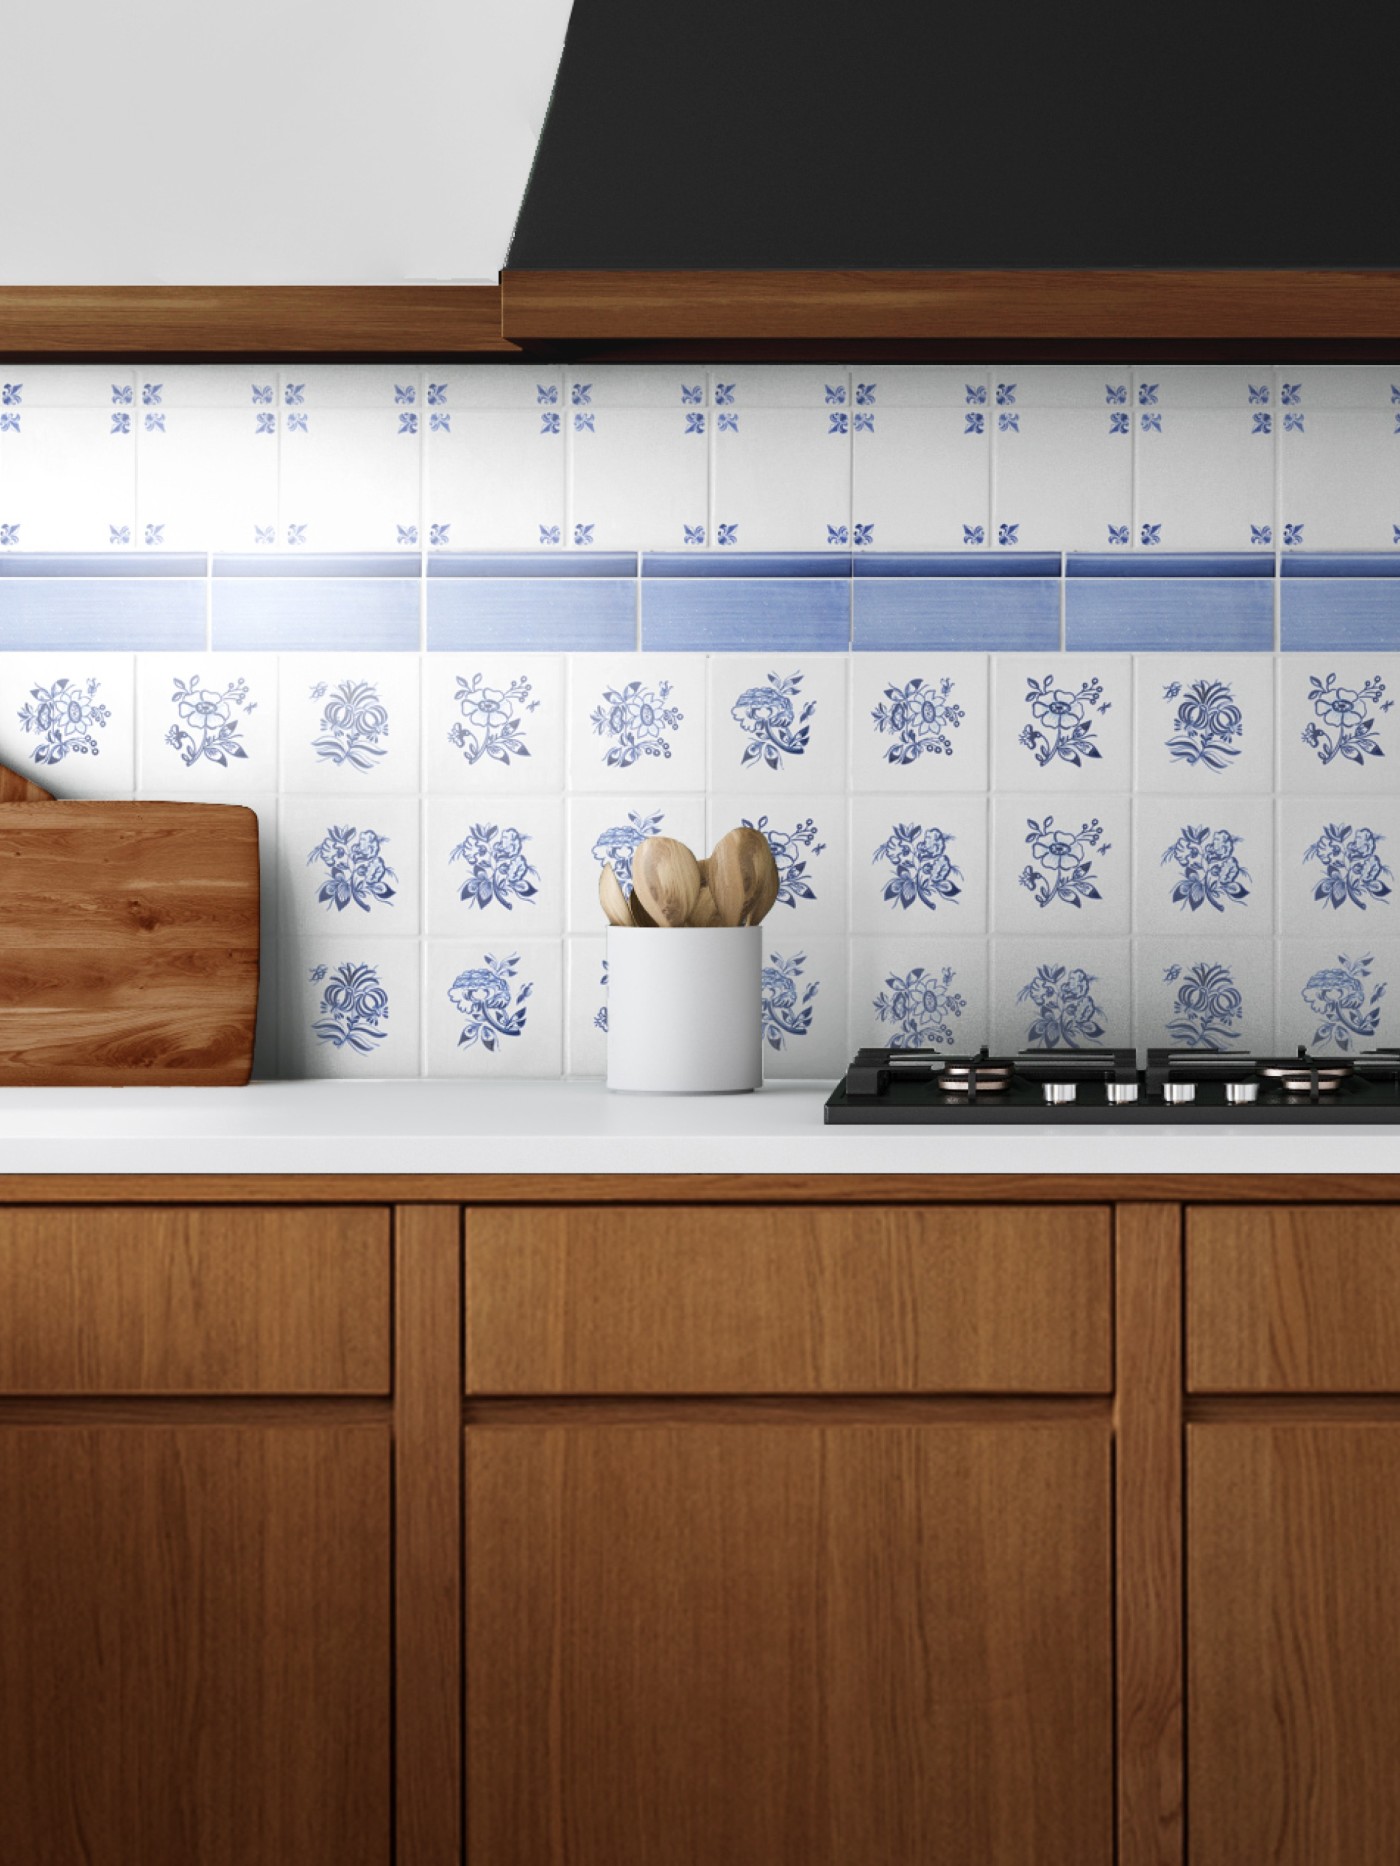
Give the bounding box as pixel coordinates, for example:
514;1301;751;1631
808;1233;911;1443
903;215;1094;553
0;1206;390;1393
1188;1205;1400;1392
466;1205;1111;1394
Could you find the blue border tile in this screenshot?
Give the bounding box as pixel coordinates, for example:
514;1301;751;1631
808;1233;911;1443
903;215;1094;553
1065;580;1273;651
642;579;849;651
1281;580;1400;650
427;577;635;652
213;553;416;578
212;578;420;650
1067;553;1272;579
1282;553;1400;579
0;579;205;650
427;551;636;579
854;552;1060;579
642;552;846;579
0;553;205;579
853;578;1059;651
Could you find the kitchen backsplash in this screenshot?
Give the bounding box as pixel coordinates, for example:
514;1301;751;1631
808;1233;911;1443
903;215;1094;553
1;362;1399;1078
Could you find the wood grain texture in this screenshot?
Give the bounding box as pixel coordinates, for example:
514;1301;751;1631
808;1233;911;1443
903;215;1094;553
1188;1204;1400;1391
466;1419;1113;1866
0;758;54;803
0;1424;391;1866
465;1204;1112;1394
500;268;1400;341
1115;1205;1184;1866
0;285;515;356
1189;1423;1400;1865
0;1205;389;1393
0;800;259;1084
393;1207;462;1866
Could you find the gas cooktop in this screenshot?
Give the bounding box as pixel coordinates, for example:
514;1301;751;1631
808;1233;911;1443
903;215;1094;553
824;1046;1400;1124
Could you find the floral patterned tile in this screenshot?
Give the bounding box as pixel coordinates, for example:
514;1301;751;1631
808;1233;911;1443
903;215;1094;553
1277;798;1399;937
989;938;1132;1055
423;938;563;1077
1277;655;1400;794
1132;796;1275;939
991;794;1132;938
422;652;564;795
281;938;421;1078
1276;939;1400;1055
849;794;987;938
0;651;135;796
277;796;420;940
135;655;278;795
705;654;849;797
848;653;989;792
1132;654;1275;796
759;935;849;1079
565;654;706;795
566;935;609;1077
1133;938;1275;1054
279;652;422;795
423;795;563;939
847;937;990;1054
565;793;707;935
706;793;849;935
990;654;1134;794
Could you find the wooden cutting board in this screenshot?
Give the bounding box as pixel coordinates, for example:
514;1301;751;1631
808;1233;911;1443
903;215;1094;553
0;800;260;1085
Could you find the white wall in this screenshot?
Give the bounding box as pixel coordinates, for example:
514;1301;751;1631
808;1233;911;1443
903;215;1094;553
0;0;572;284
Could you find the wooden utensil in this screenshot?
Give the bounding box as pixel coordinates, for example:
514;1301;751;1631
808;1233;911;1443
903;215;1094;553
628;885;657;927
599;862;632;927
0;757;55;804
709;826;780;927
632;836;703;929
687;885;722;928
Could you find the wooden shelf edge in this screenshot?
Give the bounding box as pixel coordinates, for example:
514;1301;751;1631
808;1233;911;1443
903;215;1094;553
0;286;518;358
501;269;1400;342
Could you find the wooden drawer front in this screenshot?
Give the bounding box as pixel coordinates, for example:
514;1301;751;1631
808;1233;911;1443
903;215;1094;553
466;1205;1112;1395
1189;1205;1400;1392
0;1207;390;1394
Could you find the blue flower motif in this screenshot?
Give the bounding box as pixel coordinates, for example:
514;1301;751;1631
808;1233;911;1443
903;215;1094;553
1281;383;1302;405
285;383;305;405
142;384;162;405
255;526;275;545
427;383;447;405
998;522;1019;545
854;412;874;432
1163;961;1244;1049
1161;825;1250;913
999;412;1020;432
963;524;985;544
398;412;418;434
683;524;706;545
873;965;966;1048
287;412;308;432
450;823;540;911
1108;524;1130;545
536;383;558;404
732;671;815;771
0;524;18;545
311;961;389;1053
1248;384;1270;403
718;412;738;432
824;384;846;404
1284;412;1305;432
1284;522;1304;545
592;810;665;895
1138;383;1160;405
681;384;702;403
394;384;416;404
853;521;874;545
1305;823;1394;909
684;412;705;435
1141;412;1163;433
1302;952;1385;1050
1018;964;1106;1049
539;524;561;545
1165;677;1244;770
996;383;1017;405
571;383;592;405
1392;386;1400;404
1302;671;1386;765
311;677;389;771
1394;525;1400;544
741;815;825;908
873;822;962;912
827;524;849;545
430;412;450;432
111;384;133;405
397;525;418;545
574;411;595;432
1251;524;1273;545
0;413;18;433
1106;384;1127;404
761;951;820;1050
718;522;738;545
287;523;307;545
872;674;964;764
17;675;111;766
1020;672;1105;767
110;525;130;544
0;383;21;405
1141;522;1163;546
965;412;986;435
448;671;537;766
828;412;849;434
1021;816;1110;911
594;958;609;1034
965;385;987;405
591;679;682;768
429;522;450;545
1252;412;1272;434
1109;412;1129;434
449;952;532;1051
714;382;736;405
255;411;276;434
308;826;396;912
111;413;131;434
573;522;595;545
252;383;273;403
143;523;164;545
855;383;876;404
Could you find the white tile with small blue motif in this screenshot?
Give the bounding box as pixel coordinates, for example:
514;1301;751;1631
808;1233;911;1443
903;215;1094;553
0;403;136;551
277;795;421;940
712;406;852;552
1279;410;1400;552
850;794;988;938
567;367;710;409
848;935;990;1054
706;793;849;935
989;938;1133;1055
425;407;565;551
847;366;987;408
565;792;707;933
423;794;563;940
991;793;1131;937
849;653;989;792
424;937;563;1077
136;395;279;552
566;934;610;1076
1135;408;1277;554
135;655;279;795
566;654;706;794
706;653;848;797
1276;656;1400;794
279;652;422;795
0;651;135;795
759;935;850;1079
568;405;710;551
422;652;565;795
994;407;1132;553
279;404;423;554
1277;938;1400;1055
1276;797;1400;935
1133;938;1275;1056
851;405;990;551
432;366;564;410
1133;795;1275;938
991;654;1133;793
281;936;421;1078
1132;654;1275;794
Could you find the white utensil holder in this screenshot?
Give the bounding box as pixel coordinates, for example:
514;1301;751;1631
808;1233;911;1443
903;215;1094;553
606;925;763;1094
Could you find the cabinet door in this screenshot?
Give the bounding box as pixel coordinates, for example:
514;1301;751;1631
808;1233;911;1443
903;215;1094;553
1190;1424;1400;1865
466;1420;1112;1866
0;1425;391;1866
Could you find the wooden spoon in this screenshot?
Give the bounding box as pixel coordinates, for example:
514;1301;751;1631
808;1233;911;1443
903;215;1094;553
688;884;722;928
628;884;658;927
709;826;780;927
632;835;703;929
598;862;632;927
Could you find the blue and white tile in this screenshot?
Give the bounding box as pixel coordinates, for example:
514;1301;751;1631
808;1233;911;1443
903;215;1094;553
1279;411;1400;552
0;407;135;550
282;938;421;1078
277;795;420;939
0;652;135;795
991;793;1131;937
1277;655;1400;794
850;794;988;937
848;936;990;1053
849;653;989;791
1133;796;1274;938
136;405;278;552
1132;367;1274;410
422;651;564;794
1135;409;1276;553
993;408;1131;552
706;654;848;797
1274;368;1395;410
279;408;422;553
568;406;709;550
137;368;276;409
566;367;708;408
278;368;422;408
708;367;848;408
989;939;1132;1054
991;654;1133;792
1132;653;1275;795
278;652;422;795
1133;939;1274;1055
429;367;564;411
994;368;1132;410
424;795;563;939
845;367;987;408
2;368;135;407
566;935;610;1076
706;793;849;934
565;793;706;934
759;936;850;1079
424;408;564;551
567;654;706;794
424;938;563;1077
1277;798;1400;935
713;408;851;551
1277;939;1400;1055
135;655;278;794
851;407;990;551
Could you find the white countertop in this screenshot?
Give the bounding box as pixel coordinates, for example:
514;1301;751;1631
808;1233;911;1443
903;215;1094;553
0;1079;1397;1176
